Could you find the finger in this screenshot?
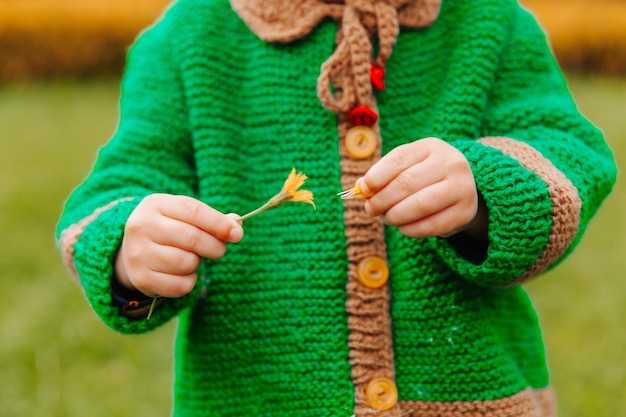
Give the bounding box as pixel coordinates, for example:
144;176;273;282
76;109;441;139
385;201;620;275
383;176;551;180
154;195;243;243
133;270;199;298
149;216;229;260
143;244;202;276
360;140;431;196
378;181;460;226
227;212;243;225
365;162;446;216
397;203;474;239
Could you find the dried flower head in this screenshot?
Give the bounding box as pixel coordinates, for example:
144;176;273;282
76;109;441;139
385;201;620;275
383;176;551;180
338;183;368;199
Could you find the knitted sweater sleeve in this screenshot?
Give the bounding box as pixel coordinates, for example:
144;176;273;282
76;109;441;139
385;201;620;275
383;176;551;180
436;5;617;287
56;19;200;333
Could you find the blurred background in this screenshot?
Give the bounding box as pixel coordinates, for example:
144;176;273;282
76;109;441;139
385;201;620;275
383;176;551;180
0;0;624;416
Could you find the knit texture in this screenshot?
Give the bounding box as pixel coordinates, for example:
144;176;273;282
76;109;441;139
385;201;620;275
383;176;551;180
56;0;617;416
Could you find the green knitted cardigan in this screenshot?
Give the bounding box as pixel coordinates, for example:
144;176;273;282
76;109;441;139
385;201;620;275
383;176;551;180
57;0;616;416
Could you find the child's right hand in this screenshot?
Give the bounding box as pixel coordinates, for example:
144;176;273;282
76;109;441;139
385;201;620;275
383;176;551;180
113;194;244;298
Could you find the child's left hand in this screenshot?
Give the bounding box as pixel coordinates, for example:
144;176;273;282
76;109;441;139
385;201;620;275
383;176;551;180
357;137;484;239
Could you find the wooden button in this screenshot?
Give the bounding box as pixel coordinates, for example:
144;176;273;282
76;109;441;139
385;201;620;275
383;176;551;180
365;377;398;410
345;126;377;159
356;256;389;289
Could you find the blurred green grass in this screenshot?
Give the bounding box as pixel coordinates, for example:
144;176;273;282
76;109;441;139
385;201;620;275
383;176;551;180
0;79;176;417
0;75;623;416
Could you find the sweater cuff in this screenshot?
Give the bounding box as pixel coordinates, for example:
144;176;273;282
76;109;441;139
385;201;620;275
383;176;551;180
69;197;197;333
435;138;576;287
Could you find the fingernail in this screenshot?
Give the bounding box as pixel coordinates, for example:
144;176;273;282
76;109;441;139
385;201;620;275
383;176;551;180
358;180;373;199
229;225;244;242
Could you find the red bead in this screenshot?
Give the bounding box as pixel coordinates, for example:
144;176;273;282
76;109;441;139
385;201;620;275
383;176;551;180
370;63;386;91
349;105;378;127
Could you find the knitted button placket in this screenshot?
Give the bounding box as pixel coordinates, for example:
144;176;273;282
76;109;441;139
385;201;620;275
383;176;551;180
339;55;400;416
310;5;402;414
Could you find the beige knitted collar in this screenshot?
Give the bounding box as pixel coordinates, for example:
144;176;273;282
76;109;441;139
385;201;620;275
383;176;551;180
230;0;441;42
230;0;442;113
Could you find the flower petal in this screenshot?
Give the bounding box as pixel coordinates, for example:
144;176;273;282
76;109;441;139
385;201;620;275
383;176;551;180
283;168;308;195
291;190;315;208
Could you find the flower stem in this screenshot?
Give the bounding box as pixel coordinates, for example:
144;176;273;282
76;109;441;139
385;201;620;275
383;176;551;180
147;297;159;321
237;200;277;221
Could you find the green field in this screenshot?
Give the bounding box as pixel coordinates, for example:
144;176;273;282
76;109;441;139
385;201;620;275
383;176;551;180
0;75;623;416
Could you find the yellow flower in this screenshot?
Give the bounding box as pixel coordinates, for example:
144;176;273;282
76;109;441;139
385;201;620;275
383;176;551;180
271;168;315;207
238;168;315;221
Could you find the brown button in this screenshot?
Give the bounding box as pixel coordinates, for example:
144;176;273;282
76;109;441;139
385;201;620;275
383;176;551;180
365;377;398;410
345;126;377;159
357;256;389;289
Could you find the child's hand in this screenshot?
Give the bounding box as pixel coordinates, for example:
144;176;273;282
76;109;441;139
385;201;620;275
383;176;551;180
114;194;244;298
357;138;485;239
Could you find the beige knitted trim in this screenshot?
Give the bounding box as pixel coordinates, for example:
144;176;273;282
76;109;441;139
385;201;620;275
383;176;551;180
229;0;441;43
317;3;409;414
339;108;399;417
534;387;557;417
479;137;582;284
59;198;133;283
398;387;556;417
323;18;397;412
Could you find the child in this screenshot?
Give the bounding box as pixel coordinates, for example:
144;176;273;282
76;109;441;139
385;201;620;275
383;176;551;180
57;0;617;416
